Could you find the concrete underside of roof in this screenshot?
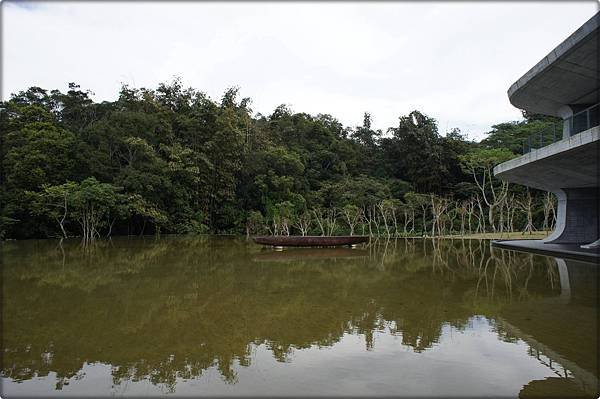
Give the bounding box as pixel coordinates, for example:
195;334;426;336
508;12;599;116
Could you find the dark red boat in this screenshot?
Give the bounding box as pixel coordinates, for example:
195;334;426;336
252;235;369;247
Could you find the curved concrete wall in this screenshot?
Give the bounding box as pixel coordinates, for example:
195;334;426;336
543;188;599;245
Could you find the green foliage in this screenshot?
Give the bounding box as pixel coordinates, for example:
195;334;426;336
29;179;123;238
245;210;265;235
460;148;515;173
0;80;553;239
480;117;560;154
4;122;77;190
382;111;472;194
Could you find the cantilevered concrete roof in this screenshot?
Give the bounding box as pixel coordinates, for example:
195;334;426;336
508;12;599;116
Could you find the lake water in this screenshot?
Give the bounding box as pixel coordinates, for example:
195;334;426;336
1;236;597;398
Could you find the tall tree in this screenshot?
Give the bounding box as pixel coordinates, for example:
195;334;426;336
460;148;514;233
383;111;444;193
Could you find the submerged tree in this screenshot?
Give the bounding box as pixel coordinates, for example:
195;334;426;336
29;182;78;238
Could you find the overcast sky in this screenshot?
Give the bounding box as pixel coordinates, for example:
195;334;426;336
2;1;598;140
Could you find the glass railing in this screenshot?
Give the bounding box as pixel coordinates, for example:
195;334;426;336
567;103;599;136
522;103;599;154
522;122;562;154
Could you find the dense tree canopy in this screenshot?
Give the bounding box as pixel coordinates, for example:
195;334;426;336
0;79;559;239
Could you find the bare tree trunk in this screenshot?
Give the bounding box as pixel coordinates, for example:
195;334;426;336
56;217;68;239
293;212;312;236
420;205;427;236
498;199;504;235
403;210;409;235
447;206;458;236
504;194;516;233
391;207;398;237
106;217;116;238
488;205;495;233
342;207;360;236
365;206;373;237
140;218;147;236
518;190;536;234
325;208;338;236
312;209;326;236
542;192;556;233
378;201;391;238
58;193;69;238
476;196;486;233
466;199;475;234
469;165;509;234
430;196;449;237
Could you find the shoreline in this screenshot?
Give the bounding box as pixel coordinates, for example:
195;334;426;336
2;232;551;242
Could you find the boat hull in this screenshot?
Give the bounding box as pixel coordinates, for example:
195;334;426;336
252;235;369;247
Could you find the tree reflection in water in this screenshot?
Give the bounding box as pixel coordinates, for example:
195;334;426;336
1;237;596;396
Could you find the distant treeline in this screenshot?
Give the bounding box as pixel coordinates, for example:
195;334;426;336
0;79;560;239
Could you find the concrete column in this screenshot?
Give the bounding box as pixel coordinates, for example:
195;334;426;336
557;105;573;139
562;119;571;139
544;187;599;245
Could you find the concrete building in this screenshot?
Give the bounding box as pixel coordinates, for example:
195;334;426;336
493;12;599;259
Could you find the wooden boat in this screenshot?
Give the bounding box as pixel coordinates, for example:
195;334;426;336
252;235;369;247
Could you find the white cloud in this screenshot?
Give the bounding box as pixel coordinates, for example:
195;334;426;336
2;1;597;140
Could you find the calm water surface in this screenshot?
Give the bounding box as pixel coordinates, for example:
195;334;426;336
1;237;598;397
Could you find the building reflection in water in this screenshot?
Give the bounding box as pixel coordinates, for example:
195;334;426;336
1;237;597;397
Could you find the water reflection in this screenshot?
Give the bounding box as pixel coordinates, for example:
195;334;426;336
1;237;597;397
253;247;368;262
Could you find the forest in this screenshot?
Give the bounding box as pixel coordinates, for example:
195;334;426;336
0;79;562;240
